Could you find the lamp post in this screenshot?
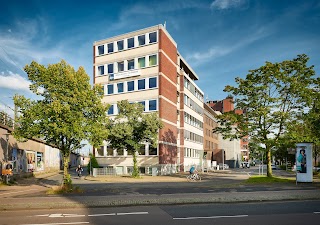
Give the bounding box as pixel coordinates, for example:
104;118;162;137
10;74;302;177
4;132;10;184
4;133;10;163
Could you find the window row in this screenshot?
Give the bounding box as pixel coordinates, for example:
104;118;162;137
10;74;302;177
97;31;158;56
184;130;203;144
97;54;158;76
184;112;203;129
184;148;200;158
184;94;203;116
108;99;158;115
205;128;218;138
96;144;158;157
104;77;157;95
205;116;218;128
205;140;217;150
184;77;204;101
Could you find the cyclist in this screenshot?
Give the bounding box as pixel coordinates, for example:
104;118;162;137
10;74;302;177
76;165;83;177
189;165;198;176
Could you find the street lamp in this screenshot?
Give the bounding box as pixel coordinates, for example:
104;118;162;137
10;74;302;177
4;132;10;162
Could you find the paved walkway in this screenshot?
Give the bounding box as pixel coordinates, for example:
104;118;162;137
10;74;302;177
1;170;319;211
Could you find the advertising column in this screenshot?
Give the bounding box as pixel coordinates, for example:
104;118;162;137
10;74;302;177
296;143;313;183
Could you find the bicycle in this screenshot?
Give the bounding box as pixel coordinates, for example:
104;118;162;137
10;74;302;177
186;173;201;182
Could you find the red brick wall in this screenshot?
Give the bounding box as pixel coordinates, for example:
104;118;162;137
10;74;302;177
159;122;178;164
159;29;177;65
159;53;177;83
158;28;178;163
159;75;177;103
159;98;177;122
222;98;234;113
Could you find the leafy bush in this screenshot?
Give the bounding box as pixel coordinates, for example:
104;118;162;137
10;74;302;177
87;153;99;174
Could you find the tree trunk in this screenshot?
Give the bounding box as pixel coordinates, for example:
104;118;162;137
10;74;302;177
266;147;273;177
132;150;139;178
63;154;70;186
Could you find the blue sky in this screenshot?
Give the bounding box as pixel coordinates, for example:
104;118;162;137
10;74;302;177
1;0;320;114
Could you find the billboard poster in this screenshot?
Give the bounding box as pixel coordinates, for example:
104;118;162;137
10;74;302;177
296;143;313;183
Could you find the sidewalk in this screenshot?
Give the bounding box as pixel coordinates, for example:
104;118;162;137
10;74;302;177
1;171;320;211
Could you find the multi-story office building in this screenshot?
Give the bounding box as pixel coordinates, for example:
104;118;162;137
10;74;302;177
93;25;204;174
207;96;249;166
203;103;219;168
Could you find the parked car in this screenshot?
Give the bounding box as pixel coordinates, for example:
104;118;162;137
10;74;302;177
271;164;277;170
218;163;229;169
240;162;250;168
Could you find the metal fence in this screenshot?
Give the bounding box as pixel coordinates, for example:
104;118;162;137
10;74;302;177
0;111;14;128
92;164;182;177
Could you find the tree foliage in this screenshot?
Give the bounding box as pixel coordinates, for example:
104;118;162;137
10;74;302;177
107;100;163;177
14;60;109;185
213;54;316;177
286;77;320;164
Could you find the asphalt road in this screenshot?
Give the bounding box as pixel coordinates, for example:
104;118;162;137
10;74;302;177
23;167;315;197
1;201;319;225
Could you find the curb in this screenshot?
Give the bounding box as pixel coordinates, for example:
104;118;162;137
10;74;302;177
1;190;320;211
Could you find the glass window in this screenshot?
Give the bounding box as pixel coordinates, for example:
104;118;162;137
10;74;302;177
118;61;124;72
108;64;114;74
107;146;113;156
98;45;104;55
149;77;157;88
128;59;134;70
138;79;145;90
138;57;145;68
138;101;145;111
108;105;114;115
149;99;157;111
139;145;145;155
117;83;124;93
138;35;145;46
149;32;157;43
98;66;104;75
127;81;134;91
107;84;114;94
149;55;157;66
107;43;113;53
127;37;134;48
149;146;157;155
117;40;124;51
117;149;124;156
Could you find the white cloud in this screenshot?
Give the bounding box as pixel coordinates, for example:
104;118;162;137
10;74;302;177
188;46;232;61
186;26;270;65
0;71;31;91
210;0;247;10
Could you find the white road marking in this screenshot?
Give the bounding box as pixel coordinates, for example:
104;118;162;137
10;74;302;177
63;214;86;218
314;212;320;214
0;189;39;196
116;212;149;216
31;214;85;218
49;214;63;218
21;222;89;225
88;213;116;217
173;214;249;220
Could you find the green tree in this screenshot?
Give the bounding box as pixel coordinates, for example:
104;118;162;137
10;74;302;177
14;60;109;186
107;100;163;177
213;54;316;177
287;77;320;165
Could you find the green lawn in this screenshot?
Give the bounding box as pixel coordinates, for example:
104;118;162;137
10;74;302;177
245;176;295;184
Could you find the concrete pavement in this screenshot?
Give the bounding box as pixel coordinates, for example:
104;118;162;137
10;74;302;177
1;169;320;211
